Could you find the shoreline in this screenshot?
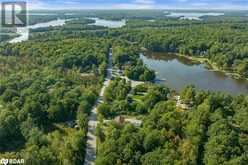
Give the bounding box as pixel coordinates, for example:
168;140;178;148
141;48;248;81
175;53;248;81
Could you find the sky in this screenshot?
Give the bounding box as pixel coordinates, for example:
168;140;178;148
2;0;248;10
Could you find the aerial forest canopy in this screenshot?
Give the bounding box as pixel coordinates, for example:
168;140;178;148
111;23;248;78
0;9;248;165
0;37;109;164
96;84;248;165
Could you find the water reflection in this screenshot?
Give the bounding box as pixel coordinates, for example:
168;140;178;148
87;17;126;28
9;19;67;43
144;52;201;66
141;52;248;95
164;12;225;20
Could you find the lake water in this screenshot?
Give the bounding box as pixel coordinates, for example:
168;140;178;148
165;12;224;20
28;13;58;16
141;52;248;95
9;17;126;43
9;19;67;43
87;17;126;28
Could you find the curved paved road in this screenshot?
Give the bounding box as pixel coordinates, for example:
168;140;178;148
84;48;112;165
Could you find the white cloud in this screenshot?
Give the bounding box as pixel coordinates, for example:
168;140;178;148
25;0;248;10
63;1;81;5
113;0;155;9
191;3;209;7
133;0;155;5
27;0;47;9
26;0;84;10
113;3;153;9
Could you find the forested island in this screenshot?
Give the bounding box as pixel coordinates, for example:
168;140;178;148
0;9;248;165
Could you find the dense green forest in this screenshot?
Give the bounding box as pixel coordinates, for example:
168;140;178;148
1;10;248;165
109;22;248;78
112;43;155;81
10;10;248;80
0;37;109;164
30;18;106;33
96;83;248;165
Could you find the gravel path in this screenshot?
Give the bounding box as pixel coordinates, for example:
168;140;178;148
84;48;112;165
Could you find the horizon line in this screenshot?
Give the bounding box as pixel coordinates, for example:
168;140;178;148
27;8;248;11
